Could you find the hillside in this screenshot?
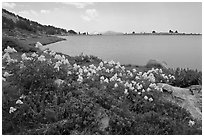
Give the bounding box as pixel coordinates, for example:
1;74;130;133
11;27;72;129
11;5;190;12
2;9;77;52
2;8;67;35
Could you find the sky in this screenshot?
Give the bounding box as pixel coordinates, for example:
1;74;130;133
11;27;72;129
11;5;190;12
2;2;202;33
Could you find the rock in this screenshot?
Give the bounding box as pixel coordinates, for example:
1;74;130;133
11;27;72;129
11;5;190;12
54;79;64;87
35;42;48;51
146;59;168;69
157;83;202;122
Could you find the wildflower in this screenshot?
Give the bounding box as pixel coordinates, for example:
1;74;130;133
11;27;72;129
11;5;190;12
100;76;105;80
149;97;153;102
9;107;17;114
142;89;145;92
20;94;26;99
43;50;49;54
149;83;156;88
2;77;6;81
50;50;56;56
4;46;17;53
132;68;137;73
19;62;26;69
16;99;23;104
63;59;70;65
144;96;148;100
99;62;103;67
31;52;38;58
3;72;13;77
110;68;114;73
135;76;140;80
146;87;151;92
54;61;62;71
159;69;163;73
87;72;91;77
9;59;18;64
188;120;195;127
2;52;11;60
106;69;110;73
38;55;46;62
77;75;83;83
104;78;109;83
67;71;72;75
73;63;79;70
124;89;128;94
114;83;118;88
54;79;64;87
55;54;63;60
138;92;141;95
21;53;31;60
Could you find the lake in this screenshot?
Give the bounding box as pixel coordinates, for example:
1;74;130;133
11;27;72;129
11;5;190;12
46;35;202;70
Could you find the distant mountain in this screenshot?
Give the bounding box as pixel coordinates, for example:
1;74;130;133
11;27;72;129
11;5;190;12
101;31;123;35
2;9;77;35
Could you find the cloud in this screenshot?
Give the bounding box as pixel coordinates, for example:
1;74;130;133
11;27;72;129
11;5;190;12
40;10;50;14
62;2;93;9
18;10;38;17
81;9;98;21
2;2;16;9
30;10;38;16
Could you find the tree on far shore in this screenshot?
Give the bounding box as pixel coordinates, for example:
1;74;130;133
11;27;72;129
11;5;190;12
152;31;156;33
169;30;173;33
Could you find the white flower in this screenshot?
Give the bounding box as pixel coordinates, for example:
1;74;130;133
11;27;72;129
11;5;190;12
54;61;62;71
67;71;72;75
142;89;145;92
63;59;70;65
138;92;141;95
19;62;26;69
8;59;18;64
54;79;64;87
104;78;109;83
21;53;31;60
132;68;137;73
159;69;163;73
43;50;49;54
99;62;103;67
188;120;195;127
3;72;13;77
50;50;56;56
4;46;17;53
38;55;46;62
124;89;128;94
2;77;6;81
146;88;151;92
31;52;38;58
20;94;26;99
149;97;153;102
144;96;148;100
135;76;140;80
149;83;156;88
16;99;23;104
9;107;17;113
55;54;63;60
100;76;105;80
114;83;118;88
106;69;110;73
2;52;11;60
77;75;83;83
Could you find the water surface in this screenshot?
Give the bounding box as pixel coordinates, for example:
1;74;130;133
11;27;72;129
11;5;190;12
46;35;202;70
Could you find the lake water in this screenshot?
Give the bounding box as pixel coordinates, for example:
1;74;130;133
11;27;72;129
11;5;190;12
46;35;202;70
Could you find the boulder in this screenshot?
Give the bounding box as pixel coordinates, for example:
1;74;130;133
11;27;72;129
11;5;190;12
157;83;202;122
146;59;168;69
35;42;48;51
